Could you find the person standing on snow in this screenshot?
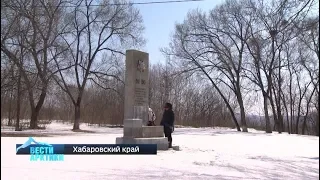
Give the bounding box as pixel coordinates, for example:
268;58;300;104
160;103;175;148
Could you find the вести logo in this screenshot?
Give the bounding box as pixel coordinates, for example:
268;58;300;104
16;137;64;161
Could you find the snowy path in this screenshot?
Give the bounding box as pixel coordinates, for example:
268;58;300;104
1;122;319;180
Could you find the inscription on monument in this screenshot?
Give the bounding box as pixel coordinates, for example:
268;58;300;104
134;87;147;105
135;79;146;85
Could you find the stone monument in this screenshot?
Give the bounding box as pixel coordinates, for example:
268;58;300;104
116;50;169;150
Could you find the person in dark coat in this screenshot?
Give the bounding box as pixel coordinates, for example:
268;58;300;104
160;102;175;148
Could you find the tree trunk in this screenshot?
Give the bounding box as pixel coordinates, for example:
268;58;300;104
220;98;241;131
288;64;294;134
29;87;47;129
210;87;240;131
277;100;284;133
301;116;307;135
228;109;241;131
277;49;283;133
286;112;290;134
15;68;22;131
268;36;278;132
274;87;284;133
295;102;302;134
302;86;317;135
280;89;290;134
235;81;248;132
238;95;248;132
30;109;39;129
268;93;278;132
263;95;272;133
8;66;16;126
8;88;13;126
316;113;319;136
73;103;81;130
278;112;284;133
295;73;305;134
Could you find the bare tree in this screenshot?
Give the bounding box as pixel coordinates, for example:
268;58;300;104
244;0;315;133
162;2;259;131
297;16;319;135
54;0;145;130
195;0;255;132
1;0;69;128
15;51;23;131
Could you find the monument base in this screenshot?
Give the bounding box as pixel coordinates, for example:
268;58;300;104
116;137;169;150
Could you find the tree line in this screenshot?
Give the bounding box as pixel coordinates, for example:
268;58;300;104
1;0;319;136
162;0;319;135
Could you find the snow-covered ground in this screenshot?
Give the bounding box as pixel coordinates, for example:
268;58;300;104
1;122;319;180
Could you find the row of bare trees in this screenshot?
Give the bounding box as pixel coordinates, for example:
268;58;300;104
1;61;233;127
148;63;234;127
162;0;319;135
1;0;319;136
1;0;144;130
